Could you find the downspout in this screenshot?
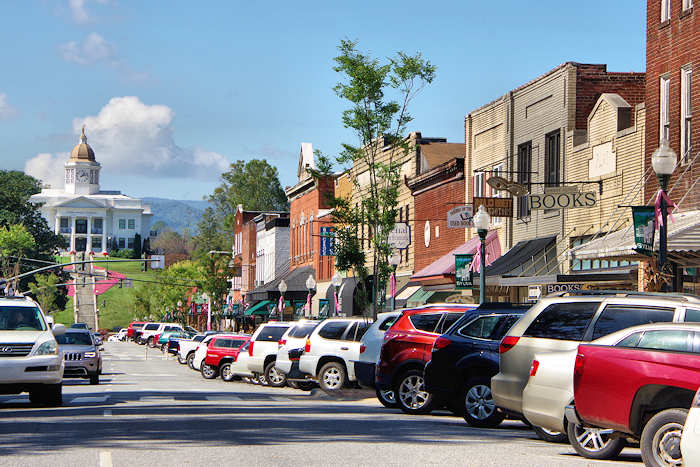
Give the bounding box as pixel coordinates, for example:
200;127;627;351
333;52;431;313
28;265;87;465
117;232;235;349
508;91;514;251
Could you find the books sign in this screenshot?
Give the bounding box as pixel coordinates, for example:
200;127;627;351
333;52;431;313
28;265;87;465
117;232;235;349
473;197;513;218
529;192;597;210
447;206;474;228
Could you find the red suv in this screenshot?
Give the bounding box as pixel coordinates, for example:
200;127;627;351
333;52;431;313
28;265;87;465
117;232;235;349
201;335;250;380
127;321;146;340
376;304;476;415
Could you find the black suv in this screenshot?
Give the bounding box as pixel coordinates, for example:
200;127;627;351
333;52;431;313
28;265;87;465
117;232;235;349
424;303;529;428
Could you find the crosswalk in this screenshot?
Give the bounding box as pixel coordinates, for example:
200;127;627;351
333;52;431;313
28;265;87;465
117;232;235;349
0;393;295;405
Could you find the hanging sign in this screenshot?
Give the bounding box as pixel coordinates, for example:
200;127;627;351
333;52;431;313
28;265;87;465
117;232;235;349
546;283;583;294
473;197;514;218
447;206;474;228
388;223;411;249
320;226;336;256
529;192;597;210
632;206;655;257
455;254;474;290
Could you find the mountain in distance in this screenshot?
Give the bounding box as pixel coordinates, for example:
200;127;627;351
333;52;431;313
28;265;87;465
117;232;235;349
142;197;211;234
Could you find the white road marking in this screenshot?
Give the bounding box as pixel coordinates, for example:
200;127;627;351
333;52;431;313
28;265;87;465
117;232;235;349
103;409;112;417
270;396;292;402
4;398;27;404
128;373;177;377
99;451;113;467
206;395;243;401
140;396;175;402
71;396;109;404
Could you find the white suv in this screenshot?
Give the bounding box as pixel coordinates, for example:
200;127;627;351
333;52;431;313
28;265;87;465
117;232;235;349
0;296;66;406
275;320;319;389
138;322;182;347
299;317;373;393
246;322;291;387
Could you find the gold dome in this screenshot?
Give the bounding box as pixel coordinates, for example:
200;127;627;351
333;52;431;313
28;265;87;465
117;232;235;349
70;126;96;162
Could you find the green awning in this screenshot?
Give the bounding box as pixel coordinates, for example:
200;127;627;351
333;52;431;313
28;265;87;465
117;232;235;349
245;300;272;316
406;288;431;308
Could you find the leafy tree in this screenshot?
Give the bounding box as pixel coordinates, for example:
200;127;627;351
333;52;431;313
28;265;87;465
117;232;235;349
133;233;142;258
324;40;436;319
152;230;193;257
0;224;36;282
28;273;62;314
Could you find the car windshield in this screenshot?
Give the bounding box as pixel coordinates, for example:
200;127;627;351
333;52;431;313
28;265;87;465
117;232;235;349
289;323;318;338
0;306;46;331
56;332;93;345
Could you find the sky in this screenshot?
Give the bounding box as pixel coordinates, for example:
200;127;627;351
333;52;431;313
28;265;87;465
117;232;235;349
1;1;647;201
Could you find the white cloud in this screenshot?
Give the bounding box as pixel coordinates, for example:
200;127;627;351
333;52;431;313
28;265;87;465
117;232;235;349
68;0;108;24
0;93;18;120
25;96;229;185
59;33;116;65
24;153;67;188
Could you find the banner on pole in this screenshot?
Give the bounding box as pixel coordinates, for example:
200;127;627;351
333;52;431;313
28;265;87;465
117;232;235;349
320;227;335;256
632;206;655;256
455;254;474;290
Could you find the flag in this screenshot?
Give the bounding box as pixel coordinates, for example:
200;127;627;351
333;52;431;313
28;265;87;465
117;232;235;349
278;295;284;316
305;292;311;314
390;272;397;297
334;289;341;314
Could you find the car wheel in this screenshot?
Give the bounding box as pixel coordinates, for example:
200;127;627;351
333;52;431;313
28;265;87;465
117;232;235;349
89;374;99;385
318;362;346;394
376;387;397;408
296;381;316;391
200;363;218;379
220;363;235;382
531;425;569;443
177;353;187;364
160;343;167;353
461;377;505;428
265;361;287;388
186;353;196;369
567;421;625;460
147;337;155;347
257;373;268;386
395;369;435;415
640;408;687;467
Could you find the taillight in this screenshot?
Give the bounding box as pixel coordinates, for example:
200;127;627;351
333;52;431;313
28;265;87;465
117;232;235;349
360;345;366;353
248;341;254;356
304;339;311;353
529;360;540;377
278;339;286;347
499;336;520;354
433;336;451;351
573;353;585;380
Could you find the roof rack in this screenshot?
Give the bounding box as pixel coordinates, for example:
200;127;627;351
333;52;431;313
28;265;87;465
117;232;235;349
545;290;700;303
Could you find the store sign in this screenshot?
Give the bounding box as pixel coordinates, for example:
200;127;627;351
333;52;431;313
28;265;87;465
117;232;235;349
447;206;474;228
529;192;597;210
473;197;513;218
320;226;335;256
546;283;583;294
632;206;655;257
455;254;474;290
388;223;411;249
528;286;541;300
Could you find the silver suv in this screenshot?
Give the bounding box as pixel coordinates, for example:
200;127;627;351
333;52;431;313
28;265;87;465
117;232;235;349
57;329;103;385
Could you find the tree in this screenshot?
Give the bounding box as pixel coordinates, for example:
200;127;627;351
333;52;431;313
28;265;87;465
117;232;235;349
325;40;436;319
0;224;36;280
28;273;62;314
152;230;194;257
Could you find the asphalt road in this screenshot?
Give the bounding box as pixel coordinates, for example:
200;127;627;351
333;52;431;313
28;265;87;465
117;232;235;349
0;342;643;467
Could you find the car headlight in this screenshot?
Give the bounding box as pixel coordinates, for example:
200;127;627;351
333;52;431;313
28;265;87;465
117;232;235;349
35;340;58;356
84;351;96;358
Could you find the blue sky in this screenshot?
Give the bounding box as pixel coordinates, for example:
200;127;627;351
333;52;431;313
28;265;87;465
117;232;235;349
2;1;646;200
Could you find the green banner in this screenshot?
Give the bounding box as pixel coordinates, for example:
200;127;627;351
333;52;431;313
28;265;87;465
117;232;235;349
632;206;655;257
455;254;474;290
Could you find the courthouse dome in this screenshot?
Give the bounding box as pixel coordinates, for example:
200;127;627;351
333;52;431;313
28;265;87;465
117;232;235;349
69;126;96;162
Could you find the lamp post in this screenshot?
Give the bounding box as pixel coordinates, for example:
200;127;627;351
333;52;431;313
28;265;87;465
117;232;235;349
473;205;491;304
388;250;401;311
278;279;287;320
651;139;677;292
331;272;342;317
305;274;316;318
201;292;211;331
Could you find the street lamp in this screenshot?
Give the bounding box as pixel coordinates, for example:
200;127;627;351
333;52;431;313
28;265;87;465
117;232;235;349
331;272;342;317
388;250;401;311
201;292;211;331
278;279;287;320
305;274;316;318
651;139;677;291
473;205;491;304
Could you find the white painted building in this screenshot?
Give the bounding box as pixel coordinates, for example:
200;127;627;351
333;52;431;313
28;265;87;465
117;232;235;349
29;128;153;254
254;213;290;287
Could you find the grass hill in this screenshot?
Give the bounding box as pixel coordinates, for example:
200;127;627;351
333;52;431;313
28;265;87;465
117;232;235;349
142;197;210;234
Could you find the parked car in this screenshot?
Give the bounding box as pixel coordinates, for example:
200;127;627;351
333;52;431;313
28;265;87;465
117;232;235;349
116;328;128;341
138;322;183;347
57;329;103;385
71;322;89;330
127;321;146;341
191;334;230;371
351;311;400;407
247;322;292;387
492;291;700;442
681;387;700;466
225;341;255;381
275;320;319;390
567;322;700;466
298;317;373;393
424;303;528;427
0;295;66;406
157;329;195;352
201;334;250;380
176;331;221;365
376;304;475;414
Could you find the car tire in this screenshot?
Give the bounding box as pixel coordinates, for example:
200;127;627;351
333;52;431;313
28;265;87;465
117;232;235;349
30;384;62;407
640;408;687;467
265;361;287;388
220;363;235;382
376;387;397;408
186;353;196;370
567;420;625;460
177;353;187;364
318;361;346;394
461;377;505;428
257;372;268;386
201;363;218;379
147;336;154;347
395;368;436;415
90;374;99;385
296;381;316;391
532;425;569;443
160;343;167;353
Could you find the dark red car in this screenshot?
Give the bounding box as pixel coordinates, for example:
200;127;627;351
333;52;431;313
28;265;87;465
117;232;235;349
127;321;146;340
201;335;250;381
376;304;476;414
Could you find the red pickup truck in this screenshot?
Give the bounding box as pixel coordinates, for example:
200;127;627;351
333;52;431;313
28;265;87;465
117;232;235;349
568;323;700;466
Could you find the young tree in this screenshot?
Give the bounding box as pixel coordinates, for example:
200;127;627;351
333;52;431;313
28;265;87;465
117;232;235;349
0;224;36;280
28;273;62;314
327;40;436;319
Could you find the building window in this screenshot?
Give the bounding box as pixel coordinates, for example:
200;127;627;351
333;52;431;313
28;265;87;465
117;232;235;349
118;238;126;249
404;205;410;262
491;164;503;197
660;75;670;142
683;0;693;10
474;172;484;198
517;141;532;218
545;130;560;187
92;218;103;234
118;219;126;230
128;237;135;249
661;0;671;21
60;218;70;234
75;218;87;234
128;219;135;229
681;67;693;162
571;236;632;271
91;237;102;250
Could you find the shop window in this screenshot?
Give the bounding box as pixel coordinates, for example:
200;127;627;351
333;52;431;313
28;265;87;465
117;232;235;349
571;236;631;271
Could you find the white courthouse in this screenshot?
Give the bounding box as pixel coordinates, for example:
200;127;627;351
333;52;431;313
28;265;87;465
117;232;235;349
30;128;153;254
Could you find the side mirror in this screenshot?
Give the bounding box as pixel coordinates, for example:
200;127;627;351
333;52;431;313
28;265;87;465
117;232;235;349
53;323;67;336
46;316;55;329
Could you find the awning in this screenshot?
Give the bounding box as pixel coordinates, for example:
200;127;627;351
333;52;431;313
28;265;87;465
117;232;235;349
406;288;431;308
486;236;557;278
246;265;314;302
571;210;700;266
411;230;501;283
245;300;271;316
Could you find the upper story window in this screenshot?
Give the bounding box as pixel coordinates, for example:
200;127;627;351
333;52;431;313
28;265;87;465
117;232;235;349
545;130;560;187
661;0;671;21
128;219;135;229
474;172;485;198
683;0;693;10
681;67;693;163
491;164;503;197
660;75;671;142
517;141;532;218
118;219;126;230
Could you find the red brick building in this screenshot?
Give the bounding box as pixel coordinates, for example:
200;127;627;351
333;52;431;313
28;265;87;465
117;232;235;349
645;0;698;207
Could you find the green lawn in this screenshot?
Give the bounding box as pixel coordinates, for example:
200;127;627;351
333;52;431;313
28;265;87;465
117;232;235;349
53;257;158;330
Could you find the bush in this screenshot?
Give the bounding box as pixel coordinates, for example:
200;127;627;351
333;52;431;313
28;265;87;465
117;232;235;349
109;249;135;258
